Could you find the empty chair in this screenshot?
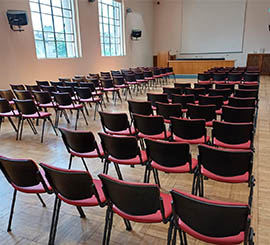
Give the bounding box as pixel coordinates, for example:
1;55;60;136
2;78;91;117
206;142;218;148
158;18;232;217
212;73;227;83
111;70;121;77
99;174;172;244
13;90;33;100
239;84;259;90
40;85;57;97
53;92;88;130
127;100;153;118
50;81;64;88
0;156;51;232
133;113;170;141
14;99;57;143
100;71;111;78
228;97;256;108
198;95;223;114
212;121;254;150
0;89;16;105
194;83;213;93
227;72;242;84
187;103;216;127
145;139;197;189
99;111;135;136
156;102;182;123
144;70;156;87
184;88;206;101
134;71;148;90
170;117;209;144
125;73;141;95
100;79;122;105
171;94;195;113
25;85;40;93
59;127;104;171
113;76;132;100
174;83;191;93
234;89;258;99
0;98;19;133
215;83;235;93
39;163;106;245
162;87;182;100
57;85;76;100
195;144;255;207
197;73;211;84
222;105;255;123
98;133;148;180
36;80;50;88
244;72;259;83
63;81;79;89
33;90;57;112
209;88;232;101
168;189;254;245
147;93;169;110
10;84;25;91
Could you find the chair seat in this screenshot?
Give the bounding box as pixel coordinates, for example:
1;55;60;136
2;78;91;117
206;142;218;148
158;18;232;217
213;81;226;84
112;192;172;223
154;75;163;78
173;135;210;144
201;166;249;183
39;102;56;108
198;81;211;84
205;121;213;127
105;127;136;136
103;88;120;92
138;131;171;140
126;81;138;85
115;84;128;88
136;79;147;83
92;91;103;96
70;144;104;158
178;218;245;245
166;72;174;76
58;104;83;110
11;168;52;193
0;110;19;117
22;111;51;118
151;158;198;173
228;81;241;84
145;77;155;80
213;138;251;149
58;179;106;206
243;82;259;85
216;109;222;115
108;150;147;165
79;97;101;103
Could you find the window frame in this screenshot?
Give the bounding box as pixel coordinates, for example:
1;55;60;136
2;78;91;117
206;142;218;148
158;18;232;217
29;0;80;59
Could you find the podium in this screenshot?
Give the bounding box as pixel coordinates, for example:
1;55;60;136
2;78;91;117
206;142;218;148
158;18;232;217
247;54;270;75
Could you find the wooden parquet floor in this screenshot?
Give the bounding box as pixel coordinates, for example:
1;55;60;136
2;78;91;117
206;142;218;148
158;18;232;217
0;77;269;244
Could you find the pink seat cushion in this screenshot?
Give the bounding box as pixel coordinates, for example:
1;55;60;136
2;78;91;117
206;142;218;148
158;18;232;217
106;127;136;136
59;104;83;109
70;144;104;158
201;166;249;183
79;97;101;103
138;131;171;140
216;109;222;115
22;111;51;118
112;192;172;223
151;158;198;173
205;121;213;127
213;138;251;149
39;102;56;108
0;110;19;117
108;150;147;165
103;88;120;92
58;179;106;206
198;81;211;84
173;135;210;144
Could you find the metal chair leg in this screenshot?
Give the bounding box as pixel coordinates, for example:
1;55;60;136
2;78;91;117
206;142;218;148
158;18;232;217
68;155;73;169
49;197;61;245
81;158;89;172
36;193;46;207
7;189;17;232
123;218;132;231
76;206;86;218
8;117;17;132
75;110;80;130
113;163;123;180
41;119;46;143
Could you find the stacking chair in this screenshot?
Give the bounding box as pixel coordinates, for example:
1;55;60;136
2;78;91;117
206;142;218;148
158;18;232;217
208;88;232;102
195;144;255;207
222;106;255;123
125;73;141;95
197;73;211;84
187;103;216;127
0;98;19;133
13;90;33;100
234;89;258;99
239;84;259;90
194;83;213;93
98;133;148;180
174;83;191;93
63;81;78;89
212;73;227;83
33;90;57;112
100;79;122;104
50;81;64;88
212;121;254;150
133;113;171;142
171;94;195;113
127;100;153;117
113;76;132;100
40;163;106;245
99;174;172;244
184;88;206;101
168;189;254;245
145;139;198;189
57;86;77;100
59;127;104;171
0;89;16;106
10;84;25;91
25;85;41;94
163;87;182;100
243;73;259;84
14;99;57;143
198;95;223;115
156;102;182;123
147;93;169;110
36;80;50;88
53;92;88;130
99;111;135;136
228;97;256;108
227;72;242;84
58;78;71;82
0;156;51;232
135;71;148;91
170;117;209;144
75;86;103;120
144;70;156;88
215;83;235;94
40;85;57;97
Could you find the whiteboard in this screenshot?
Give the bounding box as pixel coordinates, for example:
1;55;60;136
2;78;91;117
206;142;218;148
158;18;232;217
181;0;247;54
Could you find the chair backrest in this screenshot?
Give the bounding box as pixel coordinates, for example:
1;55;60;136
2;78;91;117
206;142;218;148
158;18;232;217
171;94;195;109
244;73;259;82
0;156;44;188
59;127;99;154
213;73;227;81
101;79;114;88
33;91;53;104
144;70;153;78
156;102;182;120
228;97;256;108
40;163;98;201
53;92;73;106
87;78;100;88
125;74;136;82
170;189;249;238
57;86;75;97
194;83;213;93
174;83;191;92
0;89;15;102
98;133;140;160
208;88;232;100
147;93;169;108
133;113;166;136
197;73;211;81
14;99;37;115
74;86;92;99
99;174;163;216
36;81;50;87
187;103;216;122
198;95;223;110
99;111;131;133
239;84;259;90
222;106;255;123
25;85;40;93
50;81;64;88
145;139;191;168
0;98;13;113
198;144;253;179
215;83;235;93
234;89;258;99
227;73;242;81
162;87;182;99
10;84;25;91
40;85;57;96
184;88;206;101
212;121;254;145
58;78;71;82
14;90;33;100
170;117;206;140
127;100;153;116
113;76;125;85
63;81;78;89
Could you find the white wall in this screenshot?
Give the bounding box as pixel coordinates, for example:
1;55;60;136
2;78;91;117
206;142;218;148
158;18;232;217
0;0;154;88
154;0;270;66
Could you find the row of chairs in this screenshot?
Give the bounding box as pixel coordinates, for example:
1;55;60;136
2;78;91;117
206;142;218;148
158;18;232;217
0;154;254;244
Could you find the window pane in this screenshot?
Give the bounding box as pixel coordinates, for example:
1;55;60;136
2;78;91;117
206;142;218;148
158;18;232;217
56;33;65;41
45;41;57;58
64;18;73;33
54;16;64;33
32;12;42;31
30;2;39;12
67;42;75;57
66;34;74;41
63;10;71;18
35;40;46;58
52;0;61;7
53;7;62;16
57;42;67;57
44;32;55;41
62;0;71;9
40;4;52;14
40;0;50;4
34;31;43;40
42;14;54;32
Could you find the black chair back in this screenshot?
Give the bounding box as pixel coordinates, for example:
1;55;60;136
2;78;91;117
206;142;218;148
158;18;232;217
222;106;255;123
127;100;153;116
14;90;33;100
171;94;195;110
234;89;258;99
209;88;232;101
0;89;16;102
187;103;216;122
156;102;182;120
147;93;169;108
0;98;13;113
53;92;73;106
10;84;25;91
14;99;37;115
162;87;182;99
198;95;223;110
33;91;53;104
228;97;256;108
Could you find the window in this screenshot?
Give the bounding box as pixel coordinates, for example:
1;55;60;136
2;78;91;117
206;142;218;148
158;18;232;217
98;0;124;56
29;0;79;59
